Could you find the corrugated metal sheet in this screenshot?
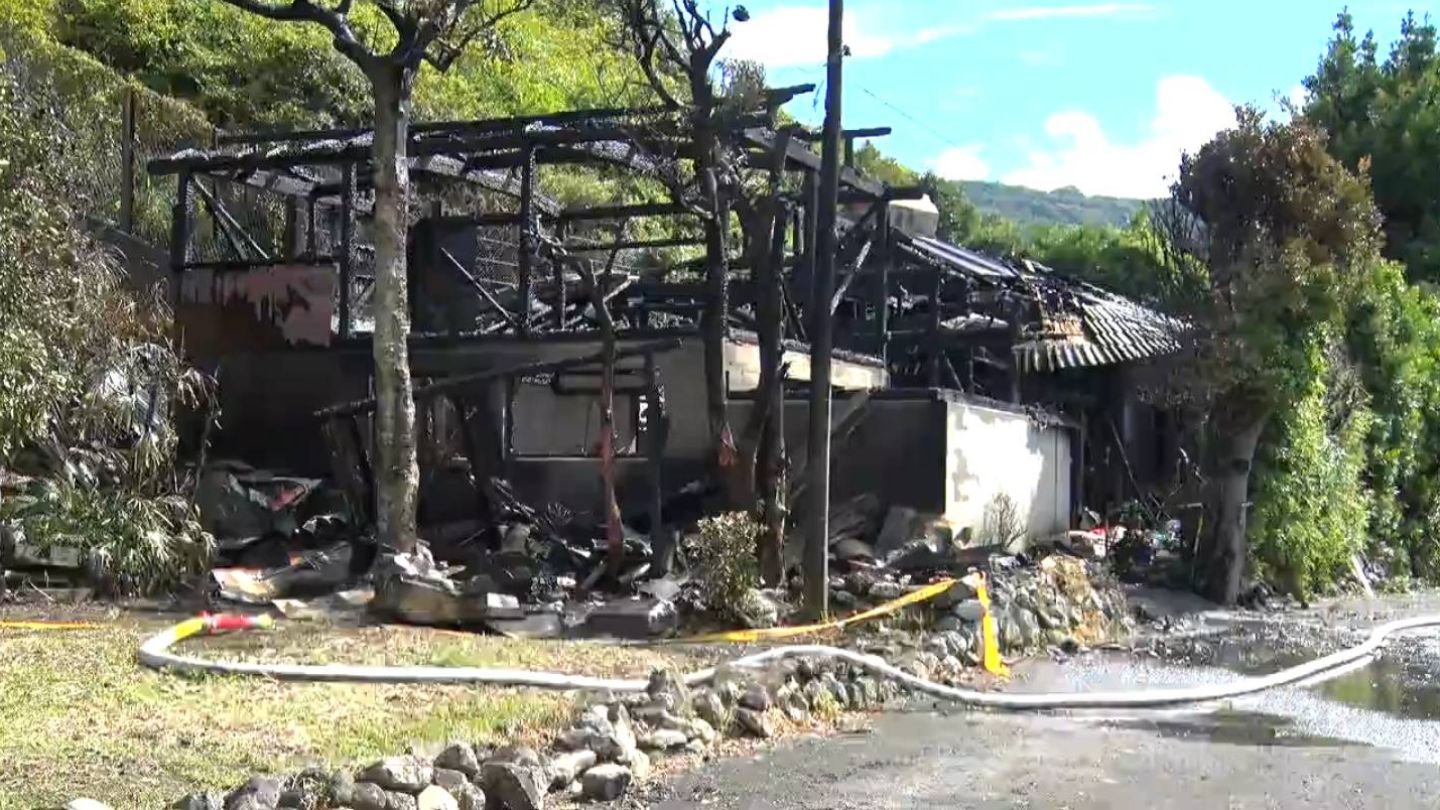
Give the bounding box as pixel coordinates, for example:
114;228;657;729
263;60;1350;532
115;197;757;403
908;237;1018;279
897;231;1186;373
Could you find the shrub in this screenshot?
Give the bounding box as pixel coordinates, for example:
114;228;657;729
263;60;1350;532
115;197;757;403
0;45;213;594
1250;356;1372;599
687;512;761;621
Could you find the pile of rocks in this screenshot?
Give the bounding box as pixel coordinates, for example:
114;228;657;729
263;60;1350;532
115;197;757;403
829;554;1134;687
139;660;899;810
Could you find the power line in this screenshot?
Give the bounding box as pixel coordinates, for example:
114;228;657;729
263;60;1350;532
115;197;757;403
857;84;974;154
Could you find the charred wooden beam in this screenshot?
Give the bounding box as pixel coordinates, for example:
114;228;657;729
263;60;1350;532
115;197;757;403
339;163;356;340
517;144;537;338
317;338;683;419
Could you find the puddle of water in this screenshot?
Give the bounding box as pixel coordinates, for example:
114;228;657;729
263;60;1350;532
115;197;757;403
1312;658;1440;721
1106;708;1354;749
1167;635;1440;723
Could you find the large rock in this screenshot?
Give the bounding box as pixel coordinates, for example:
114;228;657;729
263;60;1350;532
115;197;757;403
544;750;596;791
875;507;919;556
63;801;112;810
434;743;481;778
558;704;638;763
932;578;979;610
645;668;691;715
685;717;718;744
384;792;418;810
627;751;651;782
415;786;458;810
359;756;433;794
638;728;689;751
868;580;904;601
432;771;484;810
349;782;388;810
225;777;284;810
478;762;545;810
951;599;986;622
691;689;729;730
172;795;222;810
579;764;632;802
733;707;774;738
738;682;772;712
279;767;331;810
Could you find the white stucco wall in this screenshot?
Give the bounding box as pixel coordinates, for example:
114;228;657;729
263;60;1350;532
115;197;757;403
943;400;1071;545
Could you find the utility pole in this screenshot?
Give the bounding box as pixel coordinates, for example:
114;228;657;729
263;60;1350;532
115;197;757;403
805;0;844;620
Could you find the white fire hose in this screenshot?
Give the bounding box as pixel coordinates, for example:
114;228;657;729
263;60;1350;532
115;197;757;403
138;612;1440;709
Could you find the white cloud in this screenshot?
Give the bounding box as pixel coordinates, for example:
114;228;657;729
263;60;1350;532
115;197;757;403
1285;83;1308;113
1002;75;1236;198
723;5;972;69
724;6;892;68
988;3;1155;22
932;145;992;181
915;23;978;45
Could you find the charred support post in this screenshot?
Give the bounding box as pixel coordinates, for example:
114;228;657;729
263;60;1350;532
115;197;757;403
644;352;671;575
874;200;890;361
928;267;943;387
502;376;517;480
120;88;136;234
339;163;357;340
305;198;317;256
805;0;844;620
798;171;818;312
518;144;537;338
168;171;191;310
553;221;568;330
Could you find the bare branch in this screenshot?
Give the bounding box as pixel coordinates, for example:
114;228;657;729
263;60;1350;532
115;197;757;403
218;0;379;70
424;0;533;71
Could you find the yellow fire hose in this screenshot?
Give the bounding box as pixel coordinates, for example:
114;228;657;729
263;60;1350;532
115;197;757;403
0;620;104;631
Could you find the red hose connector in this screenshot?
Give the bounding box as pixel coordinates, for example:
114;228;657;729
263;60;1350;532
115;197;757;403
201;613;274;633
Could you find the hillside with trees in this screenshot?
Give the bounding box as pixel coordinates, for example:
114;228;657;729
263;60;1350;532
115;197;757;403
958;180;1146;229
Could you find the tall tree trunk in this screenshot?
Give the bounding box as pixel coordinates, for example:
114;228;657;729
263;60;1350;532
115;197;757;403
701;173;734;480
1197;399;1269;605
368;65;420;553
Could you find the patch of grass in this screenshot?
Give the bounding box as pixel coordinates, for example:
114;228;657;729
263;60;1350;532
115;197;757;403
0;606;717;810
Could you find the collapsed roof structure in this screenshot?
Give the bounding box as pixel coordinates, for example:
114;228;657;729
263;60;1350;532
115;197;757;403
147;91;1190;552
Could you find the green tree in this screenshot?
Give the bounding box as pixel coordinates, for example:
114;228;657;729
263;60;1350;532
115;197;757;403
1161;109;1383;604
1303;10;1440;282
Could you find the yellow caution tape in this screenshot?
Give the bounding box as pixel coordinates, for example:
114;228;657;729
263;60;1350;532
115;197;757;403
675;577;958;644
971;573;1009;678
0;620;103;631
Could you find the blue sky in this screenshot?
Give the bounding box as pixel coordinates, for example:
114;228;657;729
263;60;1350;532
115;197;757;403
718;0;1430;198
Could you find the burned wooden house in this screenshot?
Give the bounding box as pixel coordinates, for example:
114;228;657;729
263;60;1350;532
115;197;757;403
147;98;1186;551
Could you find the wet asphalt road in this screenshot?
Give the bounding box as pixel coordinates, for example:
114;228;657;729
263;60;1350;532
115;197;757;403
631;592;1440;809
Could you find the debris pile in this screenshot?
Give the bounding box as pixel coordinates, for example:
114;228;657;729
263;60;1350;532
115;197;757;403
195;457;691;640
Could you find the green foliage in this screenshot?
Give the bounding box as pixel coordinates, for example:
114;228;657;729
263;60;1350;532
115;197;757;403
1303;11;1440;284
1;482;212;594
51;0;371;127
1346;260;1440;579
0;47;212;594
1250;348;1372;599
687;511;761;620
1173;110;1382;409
